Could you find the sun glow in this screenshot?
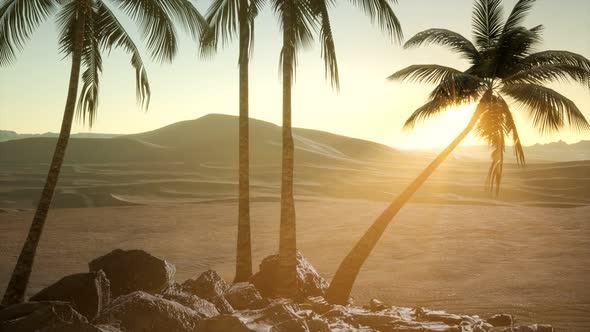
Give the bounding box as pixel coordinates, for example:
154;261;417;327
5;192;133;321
395;103;478;150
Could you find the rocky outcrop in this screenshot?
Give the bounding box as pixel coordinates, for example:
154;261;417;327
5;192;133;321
508;325;556;332
487;313;513;327
161;288;219;318
89;249;175;297
223;282;268;310
29;270;110;319
181;270;234;313
94;291;202;332
0;249;558;332
250;251;329;300
199;300;327;332
182;270;229;300
39;322;122;332
0;301;89;332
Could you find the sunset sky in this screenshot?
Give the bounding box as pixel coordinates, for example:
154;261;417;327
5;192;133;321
0;0;589;149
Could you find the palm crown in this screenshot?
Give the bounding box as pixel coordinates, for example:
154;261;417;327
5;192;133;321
0;0;206;125
389;0;590;194
202;0;402;90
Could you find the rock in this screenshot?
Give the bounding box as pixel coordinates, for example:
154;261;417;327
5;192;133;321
321;305;349;323
271;318;309;332
369;299;389;312
39;322;122;332
415;308;465;325
0;301;88;332
197;314;255;332
306;317;331;332
512;327;536;332
250;251;329;300
161;291;219;318
224;282;268;310
348;312;398;328
208;295;235;314
513;324;554;332
181;270;233;313
302;296;333;315
29;270;110;319
534;325;555;332
200;301;325;331
487;314;513;327
182;270;229;300
94;291;202;332
89;249;175;298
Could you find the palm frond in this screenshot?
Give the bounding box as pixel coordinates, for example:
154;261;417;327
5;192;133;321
56;1;87;56
473;93;523;196
117;0;178;62
388;64;462;85
403;73;485;129
347;0;402;41
200;0;238;56
503;0;536;33
492;25;543;78
472;0;504;49
504;63;590;88
78;3;103;127
96;1;151;110
404;28;479;62
502;99;525;166
311;0;339;89
247;0;266;56
502;83;590;134
159;0;207;40
274;0;317;82
523;50;590;73
0;0;58;65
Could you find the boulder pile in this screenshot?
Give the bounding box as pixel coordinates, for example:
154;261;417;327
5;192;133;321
0;249;556;332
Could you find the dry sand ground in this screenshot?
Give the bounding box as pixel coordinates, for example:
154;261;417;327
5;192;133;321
1;200;589;331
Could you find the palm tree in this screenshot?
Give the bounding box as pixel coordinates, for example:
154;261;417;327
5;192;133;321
273;0;402;299
326;0;590;305
201;0;264;283
0;0;205;306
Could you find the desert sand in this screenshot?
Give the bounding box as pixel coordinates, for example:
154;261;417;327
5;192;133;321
1;199;588;331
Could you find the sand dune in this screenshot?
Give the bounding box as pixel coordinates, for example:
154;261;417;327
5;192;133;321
1;114;589;330
0;200;588;331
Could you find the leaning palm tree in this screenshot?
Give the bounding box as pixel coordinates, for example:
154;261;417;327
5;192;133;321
201;0;264;283
0;0;205;305
326;0;590;304
273;0;402;298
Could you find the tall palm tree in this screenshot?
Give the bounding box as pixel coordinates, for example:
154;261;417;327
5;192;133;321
273;0;402;299
326;0;590;305
201;0;264;283
0;0;205;306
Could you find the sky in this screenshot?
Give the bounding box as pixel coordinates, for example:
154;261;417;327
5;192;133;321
0;0;589;149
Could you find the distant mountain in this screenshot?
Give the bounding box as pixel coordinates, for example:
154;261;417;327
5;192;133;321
0;130;117;142
0;114;406;164
449;140;590;162
0;114;588;210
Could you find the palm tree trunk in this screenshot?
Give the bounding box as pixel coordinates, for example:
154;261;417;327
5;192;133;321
277;2;298;299
1;10;86;306
325;108;483;305
233;0;253;283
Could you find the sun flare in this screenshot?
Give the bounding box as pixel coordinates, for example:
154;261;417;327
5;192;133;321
396;103;478;150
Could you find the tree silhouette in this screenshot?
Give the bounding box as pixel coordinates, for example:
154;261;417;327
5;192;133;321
326;0;590;305
0;0;205;305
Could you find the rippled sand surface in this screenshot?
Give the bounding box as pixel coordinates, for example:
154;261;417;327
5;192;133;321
1;200;588;331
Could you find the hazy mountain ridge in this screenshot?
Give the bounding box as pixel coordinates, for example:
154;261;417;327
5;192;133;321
0;130;117;142
0;114;405;164
2;114;589;162
446;140;590;162
0;114;588;210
